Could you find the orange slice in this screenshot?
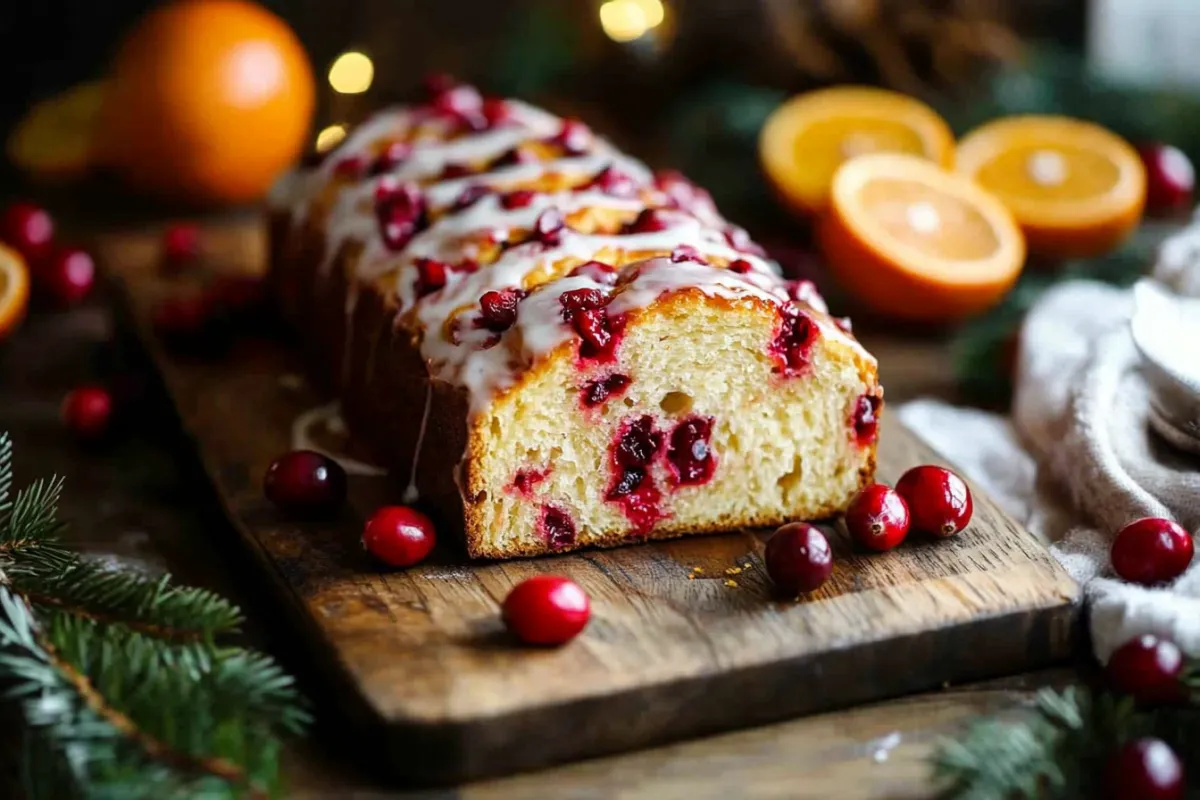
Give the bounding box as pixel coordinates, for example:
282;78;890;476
955;115;1146;259
0;244;31;339
7;81;105;182
817;153;1025;322
759;86;955;215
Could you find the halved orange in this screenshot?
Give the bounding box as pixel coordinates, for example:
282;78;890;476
955;116;1146;259
759;86;955;215
0;244;31;339
7;81;105;183
818;153;1025;322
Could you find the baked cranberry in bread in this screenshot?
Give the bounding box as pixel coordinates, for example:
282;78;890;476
267;83;881;559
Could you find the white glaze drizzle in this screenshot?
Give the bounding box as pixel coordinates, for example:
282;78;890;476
402;382;434;503
290;401;388;477
271;92;874;420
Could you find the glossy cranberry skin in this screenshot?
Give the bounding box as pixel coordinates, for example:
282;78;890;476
501;189;536;210
845;484;910;552
1104;738;1184;800
551;119;591;155
477;288;524;332
414;258;449;296
770;305;818;374
533;208;565;246
666;416;715;486
582;373;630;407
37;245;95;307
573;308;612;354
895;465;973;538
765;522;833;595
0;201;54;262
623;208;672;234
1139;143;1194;215
162;223;201;266
502;575;590;645
559;287;609;320
263;450;347;516
61;385;113;441
852;394;881;445
1107;635;1187;705
587;165;638;198
1111;517;1194;586
362;505;437;567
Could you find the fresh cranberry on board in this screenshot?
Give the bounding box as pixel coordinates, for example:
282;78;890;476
844;484;910;552
1104;738;1184;800
1106;634;1187;705
0;201;54;263
37;245;95;307
895;465;973;538
263;450;348;516
502;575;591;646
362;505;437;567
765;522;833;595
61;385;113;441
1139;143;1194;215
1111;517;1194;586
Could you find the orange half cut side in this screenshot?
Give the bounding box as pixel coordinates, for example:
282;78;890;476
818;153;1025;322
759;86;955;216
955;115;1146;259
0;244;31;339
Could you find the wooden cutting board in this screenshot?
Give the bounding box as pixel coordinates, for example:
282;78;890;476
97;220;1080;786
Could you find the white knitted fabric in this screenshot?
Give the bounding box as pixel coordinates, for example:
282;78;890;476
899;235;1200;663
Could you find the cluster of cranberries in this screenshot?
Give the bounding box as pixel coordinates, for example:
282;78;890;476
764;465;973;595
0;201;96;307
262;447;591;645
1102;633;1193;799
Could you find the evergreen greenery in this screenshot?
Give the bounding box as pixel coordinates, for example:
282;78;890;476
0;432;308;798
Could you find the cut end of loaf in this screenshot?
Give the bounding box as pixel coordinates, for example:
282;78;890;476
463;289;880;558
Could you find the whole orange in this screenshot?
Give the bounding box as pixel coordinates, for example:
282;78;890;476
98;0;315;205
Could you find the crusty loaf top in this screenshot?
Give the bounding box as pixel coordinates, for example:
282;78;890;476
269;81;873;414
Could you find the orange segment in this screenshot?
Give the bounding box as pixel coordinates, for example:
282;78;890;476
818;153;1025;322
759;86;955;215
0;244;31;339
7;81;104;182
955;116;1146;259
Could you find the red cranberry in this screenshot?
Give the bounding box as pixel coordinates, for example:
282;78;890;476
539;504;577;550
1111;517;1194;586
333;155;365;179
414;258;448;296
503;575;590;646
370;141;412;175
895;465;973;538
607;466;648;499
723;225;767;257
729;259;754;274
551;119;591;155
1139;143;1194;215
509;467;549;497
0;201;54;262
623;208;672;234
568;260;618;284
573;308;613;355
37;245;95;307
582;373;630;407
439;162;473;180
666;416;715;486
481;97;513;128
61;385;113;441
654;170;713;214
765;522;833;595
670;245;705;264
533;208;565;247
421;72;458;98
501;190;536;210
559;287;609;320
1104;738;1184;800
162;223;201;266
770;305;818;374
431;83;483;121
586;165;638;198
451;184;490;212
362;505;437;567
852;393;881;445
477;288;524;332
845;484;910;551
375;180;425;252
264;450;348;516
615;416;661;468
1107;635;1187;705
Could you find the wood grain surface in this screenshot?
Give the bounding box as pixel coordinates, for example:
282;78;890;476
95;220;1081;786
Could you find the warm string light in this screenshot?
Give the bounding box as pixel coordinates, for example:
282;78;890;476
328;51;374;94
315;124;347;152
599;0;665;43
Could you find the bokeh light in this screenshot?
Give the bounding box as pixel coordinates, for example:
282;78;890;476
315;124;348;152
600;0;665;43
328;51;374;94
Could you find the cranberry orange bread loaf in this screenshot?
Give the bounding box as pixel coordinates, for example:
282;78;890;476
267;82;882;559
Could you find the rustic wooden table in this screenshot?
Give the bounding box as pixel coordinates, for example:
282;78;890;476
0;216;1079;798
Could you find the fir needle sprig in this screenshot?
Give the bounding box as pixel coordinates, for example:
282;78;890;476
0;432;308;798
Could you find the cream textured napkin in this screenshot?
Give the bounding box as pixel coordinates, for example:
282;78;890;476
898;232;1200;663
